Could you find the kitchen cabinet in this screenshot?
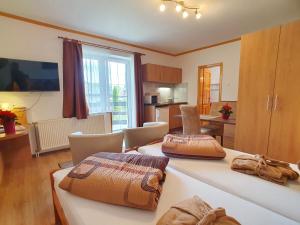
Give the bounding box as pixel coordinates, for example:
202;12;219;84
142;64;182;84
144;105;156;122
169;105;182;130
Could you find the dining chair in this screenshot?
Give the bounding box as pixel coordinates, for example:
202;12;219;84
180;105;200;135
68;131;124;165
180;105;224;145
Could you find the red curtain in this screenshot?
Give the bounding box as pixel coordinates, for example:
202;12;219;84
62;39;88;119
134;53;144;127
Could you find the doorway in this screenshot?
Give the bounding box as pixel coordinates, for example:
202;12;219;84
197;63;223;114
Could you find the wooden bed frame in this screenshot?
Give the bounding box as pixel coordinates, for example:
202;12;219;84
50;170;69;225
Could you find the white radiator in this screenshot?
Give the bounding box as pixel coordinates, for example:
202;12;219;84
33;113;112;154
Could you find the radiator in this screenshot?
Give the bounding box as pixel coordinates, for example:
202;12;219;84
33;113;112;154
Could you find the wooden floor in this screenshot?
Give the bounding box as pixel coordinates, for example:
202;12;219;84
0;134;234;225
0;150;71;225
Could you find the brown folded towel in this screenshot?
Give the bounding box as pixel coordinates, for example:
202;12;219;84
161;134;226;159
59;152;169;210
157;196;241;225
231;155;299;185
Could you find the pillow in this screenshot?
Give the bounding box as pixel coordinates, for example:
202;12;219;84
59;152;169;210
161;134;226;159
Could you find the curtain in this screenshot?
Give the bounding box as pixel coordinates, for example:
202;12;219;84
83;57;111;114
134;53;144;127
62;39;88;119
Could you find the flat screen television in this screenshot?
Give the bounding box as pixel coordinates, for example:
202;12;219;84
0;57;60;92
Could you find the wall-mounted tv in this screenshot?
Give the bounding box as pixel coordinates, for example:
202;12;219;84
0;57;60;92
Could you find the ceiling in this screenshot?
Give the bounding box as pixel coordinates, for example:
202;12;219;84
1;0;300;54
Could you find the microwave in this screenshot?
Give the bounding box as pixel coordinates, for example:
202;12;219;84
144;95;158;104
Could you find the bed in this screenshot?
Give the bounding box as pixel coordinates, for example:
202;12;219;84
52;167;299;225
138;142;300;223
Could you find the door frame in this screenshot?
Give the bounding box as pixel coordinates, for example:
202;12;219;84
197;62;223;114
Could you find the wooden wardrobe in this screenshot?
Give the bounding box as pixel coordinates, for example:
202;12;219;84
235;20;300;163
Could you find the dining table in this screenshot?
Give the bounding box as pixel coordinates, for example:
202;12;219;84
199;114;236;125
173;114;236;146
174;114;236;125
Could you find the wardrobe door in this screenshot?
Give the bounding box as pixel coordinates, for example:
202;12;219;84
235;27;281;155
268;20;300;163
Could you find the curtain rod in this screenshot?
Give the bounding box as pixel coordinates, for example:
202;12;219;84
58;36;145;56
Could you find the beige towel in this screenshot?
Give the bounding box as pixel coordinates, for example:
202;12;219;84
231;155;299;185
157;196;241;225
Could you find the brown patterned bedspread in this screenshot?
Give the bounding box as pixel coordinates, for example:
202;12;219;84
162;134;226;159
59;152;169;210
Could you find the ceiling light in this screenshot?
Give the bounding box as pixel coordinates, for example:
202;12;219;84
195;10;202;19
182;10;188;19
159;3;166;12
158;1;201;20
175;4;182;12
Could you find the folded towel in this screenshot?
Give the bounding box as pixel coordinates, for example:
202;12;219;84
161;134;226;159
59;152;169;210
157;195;241;225
298;161;300;170
231;155;299;185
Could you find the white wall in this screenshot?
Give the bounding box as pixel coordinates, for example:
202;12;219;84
0;17;179;122
178;41;241;104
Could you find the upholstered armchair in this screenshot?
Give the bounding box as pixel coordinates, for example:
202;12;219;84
68;131;124;165
123;122;169;149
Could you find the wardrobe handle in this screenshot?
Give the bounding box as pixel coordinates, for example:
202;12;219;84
273;95;278;111
266;95;271;112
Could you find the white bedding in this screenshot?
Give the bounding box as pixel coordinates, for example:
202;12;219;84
138;142;300;223
53;167;299;225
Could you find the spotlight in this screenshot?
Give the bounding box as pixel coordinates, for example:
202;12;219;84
176;4;182;12
159;3;166;12
195;10;202;19
182;10;188;19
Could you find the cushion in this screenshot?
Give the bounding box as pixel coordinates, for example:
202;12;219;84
59;152;169;210
161;134;226;159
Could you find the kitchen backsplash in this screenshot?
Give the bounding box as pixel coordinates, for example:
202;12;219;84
143;82;188;103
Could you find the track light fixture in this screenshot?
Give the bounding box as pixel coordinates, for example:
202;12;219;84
159;0;201;20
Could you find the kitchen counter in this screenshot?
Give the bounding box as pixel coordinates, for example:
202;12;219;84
144;102;185;129
144;102;187;108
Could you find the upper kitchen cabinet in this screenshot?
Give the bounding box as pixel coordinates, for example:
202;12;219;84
142;63;182;84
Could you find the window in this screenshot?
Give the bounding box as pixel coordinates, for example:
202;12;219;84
83;46;136;131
